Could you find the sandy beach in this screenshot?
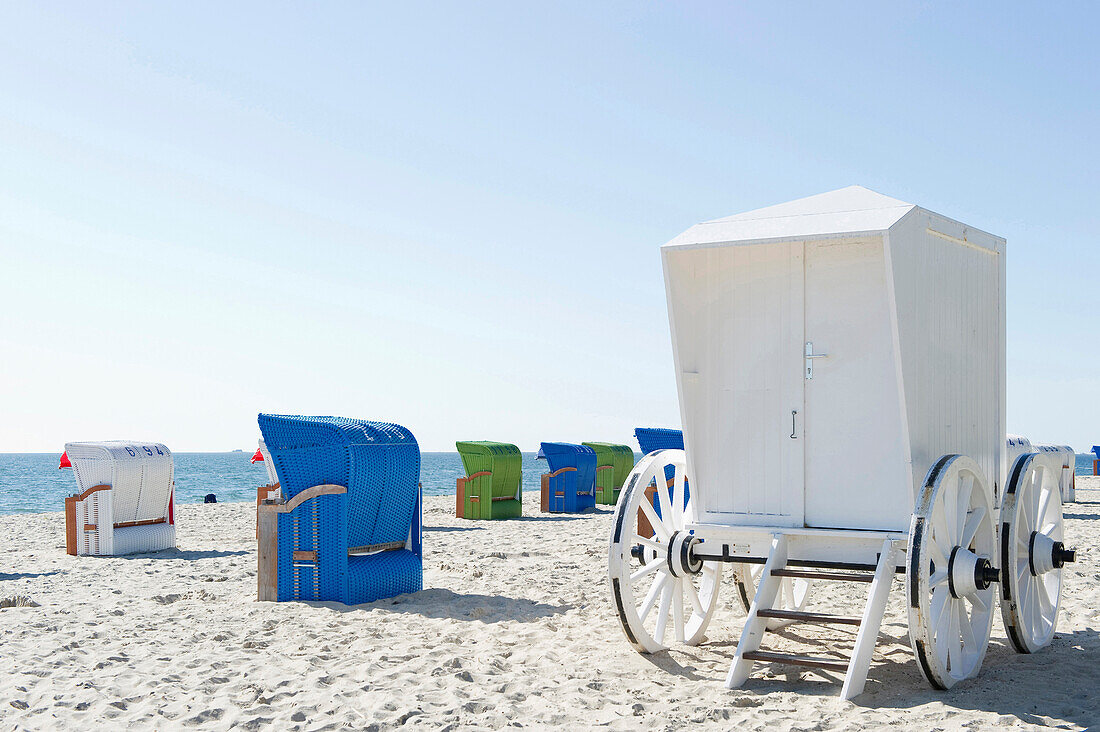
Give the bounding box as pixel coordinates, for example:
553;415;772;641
2;480;1098;730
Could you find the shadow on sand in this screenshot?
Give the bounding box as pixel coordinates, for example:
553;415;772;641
317;587;573;623
511;508;613;523
0;571;61;581
639;649;711;682
104;548;250;560
707;624;1099;729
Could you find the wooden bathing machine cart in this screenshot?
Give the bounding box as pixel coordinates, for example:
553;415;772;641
608;187;1075;698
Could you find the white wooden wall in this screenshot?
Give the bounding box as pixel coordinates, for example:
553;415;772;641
886;210;1006;507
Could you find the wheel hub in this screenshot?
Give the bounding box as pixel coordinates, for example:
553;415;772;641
666;531;702;577
1029;532;1076;575
948;546;998;598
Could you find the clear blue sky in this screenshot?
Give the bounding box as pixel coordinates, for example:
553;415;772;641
1;3;1097;452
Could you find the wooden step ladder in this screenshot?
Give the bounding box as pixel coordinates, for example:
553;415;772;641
725;534;901;700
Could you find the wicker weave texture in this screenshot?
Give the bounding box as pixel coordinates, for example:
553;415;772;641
66;441;174;525
582;442;635;505
257;414;422;604
455;441;522;519
112;524;176;555
64;441;175;556
540;442;597;513
633;428;684;453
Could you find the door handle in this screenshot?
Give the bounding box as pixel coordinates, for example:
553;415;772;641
805;341;828;379
790;410;798;439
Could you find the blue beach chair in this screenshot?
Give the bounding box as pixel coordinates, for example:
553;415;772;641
255;414;422;605
538;442;597;513
634;427;689;524
634;427;684;455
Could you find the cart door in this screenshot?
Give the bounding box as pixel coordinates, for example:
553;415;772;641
803;237;909;531
666;241;805;527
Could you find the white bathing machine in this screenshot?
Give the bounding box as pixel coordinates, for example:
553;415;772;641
609;186;1075;697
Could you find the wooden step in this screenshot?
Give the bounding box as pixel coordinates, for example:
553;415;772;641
772;568;874;583
742;650;850;673
758;609;862;626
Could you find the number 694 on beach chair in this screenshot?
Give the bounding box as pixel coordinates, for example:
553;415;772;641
256;414;422;605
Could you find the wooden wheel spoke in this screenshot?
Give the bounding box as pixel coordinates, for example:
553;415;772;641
968;590;989;613
1016;563;1029;588
930;570;949;589
638;573;668;622
943;478;959;545
957;601;976;650
1026;581;1043;634
1019;493;1033;534
929;541;948;571
655;470;675;531
947;601;962;670
931;504;951;553
638;497;670;541
685;578;704;615
1037;487;1053;530
655;584;673;645
933;596;952;665
956;474;974;545
1029;469;1043;520
672;464;686;527
630;558;665;583
672;580;685;643
960;506;986;550
1036;581;1054;620
633;535;664;552
930;585;950;629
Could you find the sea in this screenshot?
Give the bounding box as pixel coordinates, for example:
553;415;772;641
1;451;1095;516
0;452;551;515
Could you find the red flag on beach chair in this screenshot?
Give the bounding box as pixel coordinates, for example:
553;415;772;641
250;448;264;464
58;451;71;469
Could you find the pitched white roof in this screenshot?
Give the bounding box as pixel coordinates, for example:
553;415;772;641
664;185;917;249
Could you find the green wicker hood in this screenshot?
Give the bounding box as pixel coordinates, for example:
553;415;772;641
455;441;522;498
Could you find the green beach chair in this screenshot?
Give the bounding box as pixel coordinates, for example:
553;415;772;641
582;442;635;505
455;441;523;519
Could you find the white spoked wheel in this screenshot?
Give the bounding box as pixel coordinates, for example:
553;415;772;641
608;449;721;653
1000;453;1071;653
733;564;813;630
907;454;997;689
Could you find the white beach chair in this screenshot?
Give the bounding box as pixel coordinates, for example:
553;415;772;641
1007;435;1076;503
254;439;282;539
64;441;176;556
255;439;280;496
